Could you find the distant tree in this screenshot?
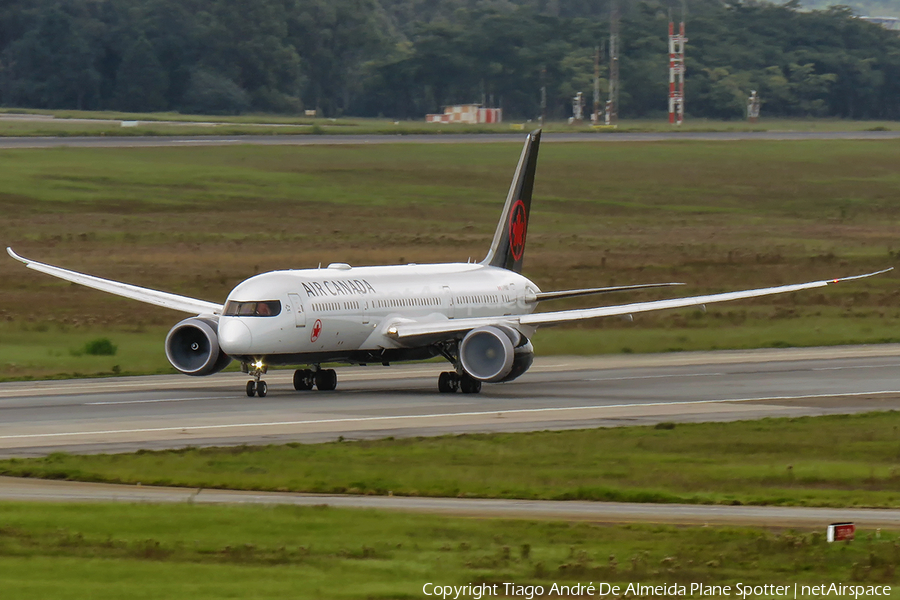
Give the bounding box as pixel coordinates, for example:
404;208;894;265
288;0;392;116
115;36;168;111
182;68;250;114
2;6;101;109
1;0;898;119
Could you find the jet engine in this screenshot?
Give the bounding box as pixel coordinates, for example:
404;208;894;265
459;326;534;383
165;317;232;376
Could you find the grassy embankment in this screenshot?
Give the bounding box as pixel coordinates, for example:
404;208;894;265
1;502;897;600
1;139;899;380
1;107;898;136
5;412;900;508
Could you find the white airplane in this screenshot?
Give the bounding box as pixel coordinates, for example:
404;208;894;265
7;130;891;397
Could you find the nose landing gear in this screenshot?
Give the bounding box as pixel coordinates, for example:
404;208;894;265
245;360;268;397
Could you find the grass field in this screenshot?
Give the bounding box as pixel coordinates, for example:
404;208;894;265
6;411;900;508
0;501;897;599
1;138;899;379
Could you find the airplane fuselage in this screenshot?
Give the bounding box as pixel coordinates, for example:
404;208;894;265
217;262;540;364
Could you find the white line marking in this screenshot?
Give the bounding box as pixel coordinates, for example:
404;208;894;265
3;389;900;441
85;396;240;406
587;372;725;382
812;364;900;372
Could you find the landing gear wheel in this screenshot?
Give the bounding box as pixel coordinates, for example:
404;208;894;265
246;381;257;397
438;371;458;393
315;369;338;391
459;375;482;394
256;380;268;397
293;369;313;391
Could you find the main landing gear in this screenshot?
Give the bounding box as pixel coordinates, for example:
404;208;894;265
293;366;337;392
436;341;482;394
438;371;481;394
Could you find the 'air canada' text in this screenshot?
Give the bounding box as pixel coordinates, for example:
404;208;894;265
302;279;377;297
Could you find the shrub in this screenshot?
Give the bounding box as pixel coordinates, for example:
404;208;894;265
83;338;117;356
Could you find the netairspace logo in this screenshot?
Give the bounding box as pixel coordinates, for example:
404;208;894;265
422;582;893;599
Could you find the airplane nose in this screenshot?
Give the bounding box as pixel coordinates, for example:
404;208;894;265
218;319;253;353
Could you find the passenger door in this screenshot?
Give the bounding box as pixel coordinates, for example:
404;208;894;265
287;293;306;327
443;285;455;319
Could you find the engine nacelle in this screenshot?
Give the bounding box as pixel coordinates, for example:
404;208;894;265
504;338;534;383
165;317;232;376
460;326;533;383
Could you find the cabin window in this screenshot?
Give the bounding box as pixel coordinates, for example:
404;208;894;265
224;300;282;317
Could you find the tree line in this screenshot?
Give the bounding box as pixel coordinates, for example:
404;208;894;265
1;0;898;120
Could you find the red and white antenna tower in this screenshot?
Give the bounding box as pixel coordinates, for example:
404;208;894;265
668;10;686;125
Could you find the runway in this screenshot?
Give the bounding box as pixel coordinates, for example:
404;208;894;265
3;475;900;527
0;130;899;149
2;344;900;457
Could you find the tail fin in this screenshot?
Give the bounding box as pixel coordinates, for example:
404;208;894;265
480;129;541;273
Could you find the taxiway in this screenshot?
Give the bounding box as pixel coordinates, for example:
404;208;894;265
0;130;899;149
3;475;900;527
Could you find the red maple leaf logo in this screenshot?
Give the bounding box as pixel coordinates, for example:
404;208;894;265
509;200;527;261
311;319;323;342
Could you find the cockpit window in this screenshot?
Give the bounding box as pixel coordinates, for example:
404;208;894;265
224;300;282;317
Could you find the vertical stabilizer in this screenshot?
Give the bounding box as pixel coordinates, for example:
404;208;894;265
480;129;541;273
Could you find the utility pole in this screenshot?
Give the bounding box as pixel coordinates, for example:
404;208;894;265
606;0;619;127
592;45;601;124
540;67;547;126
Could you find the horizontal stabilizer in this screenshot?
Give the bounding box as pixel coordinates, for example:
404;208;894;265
7;247;222;315
535;282;685;302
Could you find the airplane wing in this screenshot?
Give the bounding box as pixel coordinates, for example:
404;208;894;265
390;269;892;339
7;247;222;315
535;282;684;302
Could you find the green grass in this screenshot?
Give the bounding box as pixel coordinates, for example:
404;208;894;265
1;139;899;379
7;412;900;508
0;501;897;599
0;322;179;380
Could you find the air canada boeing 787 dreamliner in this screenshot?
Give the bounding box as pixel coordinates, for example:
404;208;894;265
7;130;891;396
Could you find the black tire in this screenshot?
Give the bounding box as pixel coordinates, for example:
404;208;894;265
459;375;482;394
246;381;257;397
315;369;337;391
257;380;267;397
293;369;313;391
438;371;455;393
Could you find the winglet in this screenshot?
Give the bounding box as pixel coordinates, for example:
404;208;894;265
827;267;893;284
6;248;223;315
7;247;25;263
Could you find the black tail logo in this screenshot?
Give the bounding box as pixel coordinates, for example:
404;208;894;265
481;129;541;273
